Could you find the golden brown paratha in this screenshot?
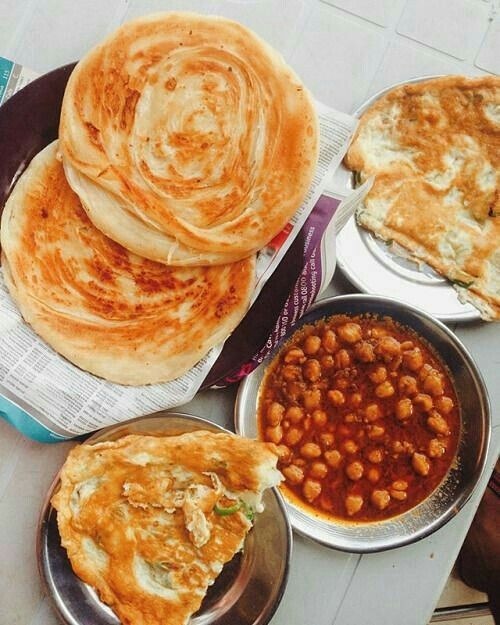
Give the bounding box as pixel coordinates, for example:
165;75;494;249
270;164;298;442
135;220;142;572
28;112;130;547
345;76;500;320
59;11;319;265
51;430;282;625
0;142;255;384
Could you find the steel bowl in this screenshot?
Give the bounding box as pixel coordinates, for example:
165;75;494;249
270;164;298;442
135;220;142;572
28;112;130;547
235;294;490;552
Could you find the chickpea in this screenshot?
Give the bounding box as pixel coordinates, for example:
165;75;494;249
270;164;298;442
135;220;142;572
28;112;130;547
367;448;384;464
343;439;359;454
337;322;362;344
427;411;450;436
435;396;454;415
302;359;321;382
392;479;408;491
399;375;418;396
303;334;321;356
369;365;387;384
265;425;283;444
345;494;364;516
282;365;301;381
312;409;328;427
390;489;407;501
328;389;345;407
368;425;385;439
335;349;351;369
413;393;434;412
350;392;363;408
428;438;447;458
371;489;391;510
388;355;403;372
422;373;444;397
300;442;322;459
322;329;338;353
303;478;322;502
285;427;303;446
365;403;382;422
402;348;424;371
370;326;388;339
286;406;304;424
320;432;335;448
395;398;413;421
375;381;395;398
418;363;433;381
375;336;401;359
324;449;343;469
344;413;357;424
403;441;415;455
412;452;430;476
293;458;306;467
401;340;414;351
320;354;335;369
303;389;321;410
284;347;306;364
276;445;292;463
282;464;304;485
354;341;375;363
267;401;285;426
392;440;404;454
345;461;364;481
309;462;328;479
367;467;381;483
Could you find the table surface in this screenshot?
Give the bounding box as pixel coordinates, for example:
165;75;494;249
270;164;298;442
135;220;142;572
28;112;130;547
1;1;499;625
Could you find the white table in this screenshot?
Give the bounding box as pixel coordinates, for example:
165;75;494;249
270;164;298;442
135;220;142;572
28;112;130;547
1;1;499;624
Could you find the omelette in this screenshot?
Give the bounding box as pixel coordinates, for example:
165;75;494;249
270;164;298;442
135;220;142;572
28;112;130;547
345;76;500;320
51;430;282;625
59;12;318;266
0;142;255;385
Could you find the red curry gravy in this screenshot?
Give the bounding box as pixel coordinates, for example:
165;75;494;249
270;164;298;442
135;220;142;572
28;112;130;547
258;314;460;522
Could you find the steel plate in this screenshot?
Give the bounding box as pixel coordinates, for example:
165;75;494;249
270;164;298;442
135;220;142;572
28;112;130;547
336;76;481;323
37;412;292;625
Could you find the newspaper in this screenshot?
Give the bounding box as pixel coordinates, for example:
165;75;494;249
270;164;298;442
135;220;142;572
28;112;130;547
0;57;358;440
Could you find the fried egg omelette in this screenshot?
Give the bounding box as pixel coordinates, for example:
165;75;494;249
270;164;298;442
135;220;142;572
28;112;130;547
345;76;500;320
51;430;282;625
0;142;255;385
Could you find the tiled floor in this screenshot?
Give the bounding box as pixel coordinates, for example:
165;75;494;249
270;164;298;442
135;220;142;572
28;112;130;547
432;565;493;624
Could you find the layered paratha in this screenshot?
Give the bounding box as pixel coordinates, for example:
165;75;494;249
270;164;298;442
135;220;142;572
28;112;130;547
0;142;255;385
345;76;500;320
51;430;282;625
59;11;319;265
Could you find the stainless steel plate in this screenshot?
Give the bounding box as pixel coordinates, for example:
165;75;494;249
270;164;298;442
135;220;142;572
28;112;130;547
336;76;481;323
37;412;292;625
235;295;490;552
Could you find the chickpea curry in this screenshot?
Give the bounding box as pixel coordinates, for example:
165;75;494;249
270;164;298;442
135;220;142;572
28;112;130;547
258;315;460;522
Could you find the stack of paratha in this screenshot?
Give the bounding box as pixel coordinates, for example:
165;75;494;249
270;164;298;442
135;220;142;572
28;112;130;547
0;12;319;384
60;11;318;265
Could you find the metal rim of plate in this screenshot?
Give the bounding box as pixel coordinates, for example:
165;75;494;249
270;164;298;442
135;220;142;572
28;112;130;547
234;294;491;553
335;75;482;323
37;411;292;625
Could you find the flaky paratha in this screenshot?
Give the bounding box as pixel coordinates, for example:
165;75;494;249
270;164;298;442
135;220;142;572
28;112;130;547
51;430;282;625
59;11;319;265
345;76;500;320
0;142;255;385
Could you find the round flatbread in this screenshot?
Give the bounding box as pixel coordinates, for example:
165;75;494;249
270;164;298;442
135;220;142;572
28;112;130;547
0;142;255;385
59;11;318;265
